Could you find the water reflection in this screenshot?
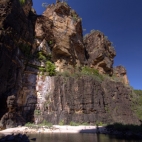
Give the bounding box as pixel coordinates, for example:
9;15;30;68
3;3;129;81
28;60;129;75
29;133;141;142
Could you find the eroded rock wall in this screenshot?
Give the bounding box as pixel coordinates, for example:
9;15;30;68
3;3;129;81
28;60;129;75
0;0;35;124
0;0;35;97
113;66;129;85
84;31;116;75
34;76;139;125
34;2;86;73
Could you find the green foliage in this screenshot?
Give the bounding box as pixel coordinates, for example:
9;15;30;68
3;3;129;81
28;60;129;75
81;122;88;126
25;122;35;127
104;106;110;112
69;121;89;126
133;90;142;120
37;52;46;61
70;121;80;126
111;74;122;82
48;41;53;45
39;67;46;73
134;90;142;96
35;51;51;61
72;14;78;21
56;71;71;77
96;121;103;126
59;120;64;125
39;120;53;127
71;72;82;78
27;64;46;73
19;0;25;5
45;61;56;76
81;66;104;81
25;120;53;128
34;109;41;115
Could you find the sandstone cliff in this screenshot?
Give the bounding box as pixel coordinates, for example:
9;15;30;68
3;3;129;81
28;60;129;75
34;76;139;125
0;0;139;128
84;30;116;75
0;0;35;127
34;2;86;73
113;66;129;85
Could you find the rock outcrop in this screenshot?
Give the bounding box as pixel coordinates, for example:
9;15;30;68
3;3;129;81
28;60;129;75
84;30;116;75
34;2;86;73
113;66;129;85
0;95;25;129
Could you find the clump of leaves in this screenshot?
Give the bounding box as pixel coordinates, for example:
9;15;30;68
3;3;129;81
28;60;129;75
34;109;41;115
36;51;47;61
70;121;80;126
45;61;56;76
39;120;53;128
19;0;25;5
35;51;51;61
25;122;34;127
96;121;103;126
59;120;64;125
133;90;142;120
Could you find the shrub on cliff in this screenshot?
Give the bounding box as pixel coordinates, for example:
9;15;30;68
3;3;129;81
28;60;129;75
134;90;142;120
45;61;56;76
35;51;51;61
81;66;104;81
19;0;25;5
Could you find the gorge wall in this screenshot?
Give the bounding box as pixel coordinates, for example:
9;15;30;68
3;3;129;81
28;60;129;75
0;0;139;128
0;0;36;128
34;76;139;125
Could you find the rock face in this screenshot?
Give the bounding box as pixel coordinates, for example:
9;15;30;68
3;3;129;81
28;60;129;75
35;2;86;72
34;76;139;125
0;0;35;124
84;30;116;75
113;66;129;85
0;95;25;129
0;0;35;97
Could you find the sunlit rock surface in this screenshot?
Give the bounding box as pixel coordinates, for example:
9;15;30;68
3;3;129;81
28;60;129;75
113;66;129;85
35;2;86;72
84;30;116;75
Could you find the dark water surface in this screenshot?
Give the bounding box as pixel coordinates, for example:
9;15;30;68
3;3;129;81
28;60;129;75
29;133;142;142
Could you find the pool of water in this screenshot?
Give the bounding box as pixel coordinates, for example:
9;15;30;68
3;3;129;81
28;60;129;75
29;133;141;142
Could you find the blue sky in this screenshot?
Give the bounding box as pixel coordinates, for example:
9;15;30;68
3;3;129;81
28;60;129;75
33;0;142;90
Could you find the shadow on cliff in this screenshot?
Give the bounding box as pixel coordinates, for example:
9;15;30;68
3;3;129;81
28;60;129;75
79;123;142;140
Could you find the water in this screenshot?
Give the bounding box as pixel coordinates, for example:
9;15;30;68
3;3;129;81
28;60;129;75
29;133;142;142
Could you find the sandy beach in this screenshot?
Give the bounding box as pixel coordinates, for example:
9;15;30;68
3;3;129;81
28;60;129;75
0;125;106;136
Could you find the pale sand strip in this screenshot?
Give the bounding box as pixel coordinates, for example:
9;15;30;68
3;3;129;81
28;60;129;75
0;125;106;135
